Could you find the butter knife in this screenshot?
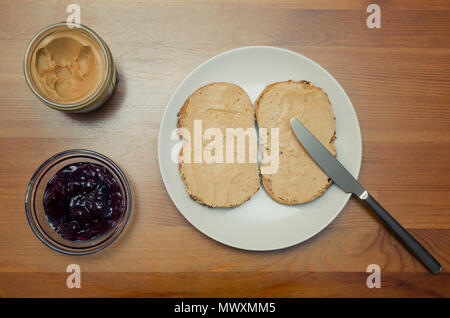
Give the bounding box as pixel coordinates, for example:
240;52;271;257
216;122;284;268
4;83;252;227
290;117;441;274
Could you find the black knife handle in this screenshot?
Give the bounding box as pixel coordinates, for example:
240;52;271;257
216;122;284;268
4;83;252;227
362;193;442;274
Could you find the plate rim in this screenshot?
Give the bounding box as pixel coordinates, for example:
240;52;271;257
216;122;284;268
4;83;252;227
158;45;363;251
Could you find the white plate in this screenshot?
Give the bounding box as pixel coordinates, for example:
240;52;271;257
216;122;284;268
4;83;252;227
158;46;362;251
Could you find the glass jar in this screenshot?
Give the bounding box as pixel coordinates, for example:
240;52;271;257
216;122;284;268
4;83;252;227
23;22;116;113
25;149;132;255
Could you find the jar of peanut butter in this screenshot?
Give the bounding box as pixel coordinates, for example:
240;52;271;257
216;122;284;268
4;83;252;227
24;22;116;113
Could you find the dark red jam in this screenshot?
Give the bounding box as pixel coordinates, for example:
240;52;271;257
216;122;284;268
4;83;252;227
43;162;124;241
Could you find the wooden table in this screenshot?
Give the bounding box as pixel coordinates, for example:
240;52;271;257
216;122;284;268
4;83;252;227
1;0;449;298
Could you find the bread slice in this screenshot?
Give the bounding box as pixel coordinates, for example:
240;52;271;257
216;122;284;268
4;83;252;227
255;80;336;204
177;82;260;207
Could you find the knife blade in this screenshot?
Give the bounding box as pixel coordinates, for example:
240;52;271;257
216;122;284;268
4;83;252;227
290;117;442;274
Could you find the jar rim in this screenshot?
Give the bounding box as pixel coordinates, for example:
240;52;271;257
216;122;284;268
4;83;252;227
23;22;112;110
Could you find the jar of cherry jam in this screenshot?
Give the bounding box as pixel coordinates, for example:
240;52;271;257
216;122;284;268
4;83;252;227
25;149;132;255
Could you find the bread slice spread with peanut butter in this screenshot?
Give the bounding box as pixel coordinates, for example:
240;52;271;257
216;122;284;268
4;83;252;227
255;80;337;204
177;82;260;207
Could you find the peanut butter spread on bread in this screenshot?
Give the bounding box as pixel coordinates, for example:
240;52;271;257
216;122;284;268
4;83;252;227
256;80;336;204
178;82;260;207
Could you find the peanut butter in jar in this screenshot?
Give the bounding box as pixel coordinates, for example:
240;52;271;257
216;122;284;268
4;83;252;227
24;23;116;113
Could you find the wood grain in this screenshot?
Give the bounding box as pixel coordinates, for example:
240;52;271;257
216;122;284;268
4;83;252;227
0;0;449;297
